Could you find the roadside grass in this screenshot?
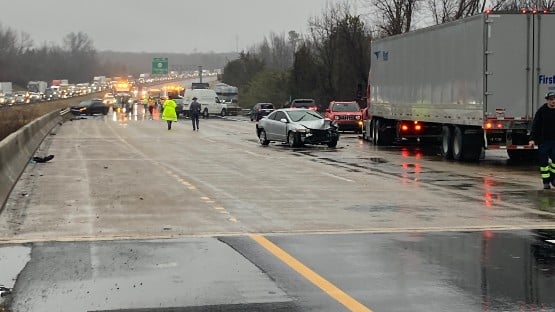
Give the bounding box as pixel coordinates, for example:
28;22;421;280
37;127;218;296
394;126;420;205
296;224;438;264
0;94;100;142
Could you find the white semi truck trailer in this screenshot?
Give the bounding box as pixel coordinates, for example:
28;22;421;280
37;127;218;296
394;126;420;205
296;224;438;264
363;12;555;161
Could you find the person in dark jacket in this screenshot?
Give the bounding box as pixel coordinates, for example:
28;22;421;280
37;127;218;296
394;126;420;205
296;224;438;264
529;91;555;189
190;97;201;131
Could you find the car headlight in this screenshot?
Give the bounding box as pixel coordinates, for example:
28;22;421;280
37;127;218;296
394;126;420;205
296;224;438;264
356;115;361;120
293;128;310;133
334;115;339;120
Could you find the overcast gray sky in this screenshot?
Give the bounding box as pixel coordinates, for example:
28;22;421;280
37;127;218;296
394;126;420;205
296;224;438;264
0;0;347;54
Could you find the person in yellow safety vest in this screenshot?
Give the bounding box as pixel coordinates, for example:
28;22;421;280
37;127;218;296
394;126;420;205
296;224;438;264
162;97;177;130
142;97;148;116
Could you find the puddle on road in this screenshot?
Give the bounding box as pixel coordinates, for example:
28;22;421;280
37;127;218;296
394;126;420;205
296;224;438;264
254;139;554;216
501;190;555;214
395;230;555;310
0;245;31;308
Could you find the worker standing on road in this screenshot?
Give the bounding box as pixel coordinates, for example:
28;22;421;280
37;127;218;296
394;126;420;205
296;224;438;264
148;97;155;119
529;91;555;189
162;97;177;130
190;97;201;131
142;96;148;117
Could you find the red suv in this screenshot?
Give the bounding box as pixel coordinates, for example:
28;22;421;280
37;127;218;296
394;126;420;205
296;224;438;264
324;101;363;132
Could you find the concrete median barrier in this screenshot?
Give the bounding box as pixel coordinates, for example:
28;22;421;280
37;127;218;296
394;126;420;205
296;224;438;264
0;109;66;212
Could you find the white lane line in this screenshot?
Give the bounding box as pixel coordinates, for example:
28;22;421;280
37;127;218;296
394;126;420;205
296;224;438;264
320;172;354;182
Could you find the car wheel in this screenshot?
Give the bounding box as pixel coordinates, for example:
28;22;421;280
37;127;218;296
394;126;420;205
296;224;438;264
327;139;338;148
259;129;270;145
203;108;209;119
220;109;226;117
103;108;108;115
288;131;300;148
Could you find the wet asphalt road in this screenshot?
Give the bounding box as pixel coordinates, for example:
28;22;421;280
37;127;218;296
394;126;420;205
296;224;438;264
0;111;554;311
1;231;554;311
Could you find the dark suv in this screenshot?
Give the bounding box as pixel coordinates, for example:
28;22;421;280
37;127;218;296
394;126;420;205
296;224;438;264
290;99;318;111
249;103;275;121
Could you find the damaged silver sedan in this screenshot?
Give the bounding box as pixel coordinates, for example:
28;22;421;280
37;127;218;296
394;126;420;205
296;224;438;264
256;108;339;148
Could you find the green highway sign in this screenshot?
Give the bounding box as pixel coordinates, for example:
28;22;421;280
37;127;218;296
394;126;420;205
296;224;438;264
152;57;168;75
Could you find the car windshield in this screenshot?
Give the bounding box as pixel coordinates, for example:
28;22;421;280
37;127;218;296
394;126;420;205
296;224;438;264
287;110;323;122
332;103;360;112
260;104;274;109
79;101;92;107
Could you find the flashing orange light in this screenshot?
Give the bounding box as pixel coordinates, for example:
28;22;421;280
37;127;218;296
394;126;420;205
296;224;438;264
485;122;493;129
415;124;422;131
401;124;409;131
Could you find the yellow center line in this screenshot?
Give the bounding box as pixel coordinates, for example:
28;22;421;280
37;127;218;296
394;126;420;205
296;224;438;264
250;234;372;312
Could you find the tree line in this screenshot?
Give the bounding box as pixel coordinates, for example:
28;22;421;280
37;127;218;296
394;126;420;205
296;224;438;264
0;28;117;87
222;0;555;109
0;25;237;89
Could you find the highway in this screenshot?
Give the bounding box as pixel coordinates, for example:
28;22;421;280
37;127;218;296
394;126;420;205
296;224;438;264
0;110;554;311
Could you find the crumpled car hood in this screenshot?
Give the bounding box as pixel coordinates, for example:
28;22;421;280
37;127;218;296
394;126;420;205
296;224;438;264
296;119;332;130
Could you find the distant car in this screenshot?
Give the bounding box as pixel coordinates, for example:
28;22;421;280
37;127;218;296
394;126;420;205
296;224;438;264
324;101;363;133
71;99;109;115
290;99;318;111
103;93;116;105
256;108;339;147
13;92;29;104
2;94;15;105
44;88;59;101
249;103;275;121
28;92;42;102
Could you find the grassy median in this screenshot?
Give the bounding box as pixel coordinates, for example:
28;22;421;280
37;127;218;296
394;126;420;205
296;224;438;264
0;94;101;142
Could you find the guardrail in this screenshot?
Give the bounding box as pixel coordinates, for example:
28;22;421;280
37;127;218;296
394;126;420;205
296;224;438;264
0;109;70;212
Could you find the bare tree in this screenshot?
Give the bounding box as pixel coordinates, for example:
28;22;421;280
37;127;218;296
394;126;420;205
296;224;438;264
63;31;94;54
294;2;371;104
251;32;295;70
371;0;420;37
288;31;300;53
62;32;98;82
426;0;507;24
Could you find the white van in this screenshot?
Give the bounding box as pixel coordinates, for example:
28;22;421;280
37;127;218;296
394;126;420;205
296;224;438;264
181;88;226;118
